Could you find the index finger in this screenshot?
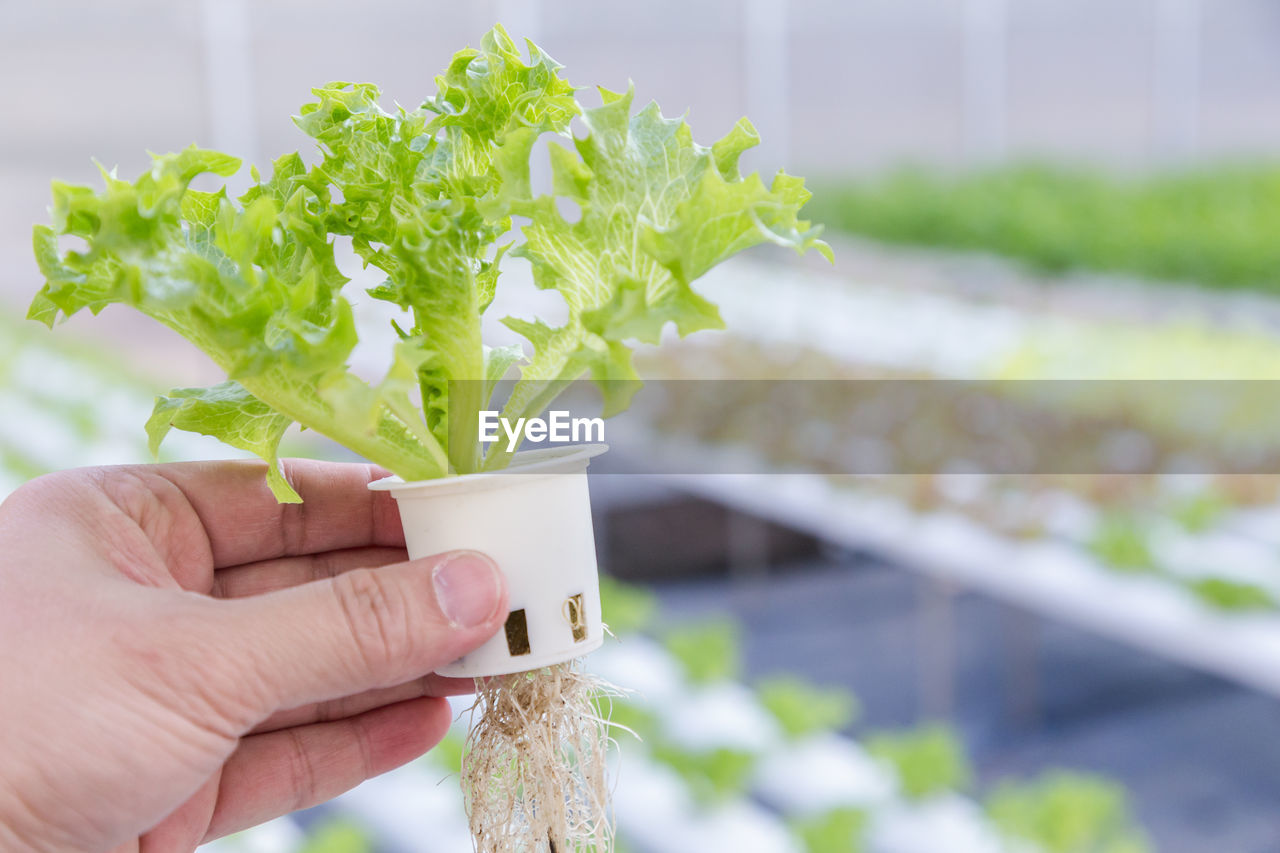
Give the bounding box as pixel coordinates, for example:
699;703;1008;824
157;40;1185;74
153;457;405;568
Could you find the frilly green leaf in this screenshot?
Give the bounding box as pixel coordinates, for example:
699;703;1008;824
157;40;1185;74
498;85;829;434
29;25;831;489
146;382;301;503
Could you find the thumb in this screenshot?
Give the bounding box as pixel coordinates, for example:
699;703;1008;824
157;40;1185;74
212;550;507;714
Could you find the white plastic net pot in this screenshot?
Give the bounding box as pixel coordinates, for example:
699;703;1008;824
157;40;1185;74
369;444;608;678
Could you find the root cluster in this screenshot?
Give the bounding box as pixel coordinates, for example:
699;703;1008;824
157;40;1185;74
462;661;615;853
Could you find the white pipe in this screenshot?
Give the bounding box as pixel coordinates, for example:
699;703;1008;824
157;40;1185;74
1153;0;1201;162
199;0;257;165
962;0;1008;163
494;0;542;46
743;0;790;173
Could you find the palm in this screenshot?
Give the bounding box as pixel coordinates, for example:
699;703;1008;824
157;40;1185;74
0;460;486;853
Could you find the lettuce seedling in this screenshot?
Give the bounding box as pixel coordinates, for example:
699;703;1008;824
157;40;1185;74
1087;513;1158;575
663;620;743;684
648;743;758;805
29;28;829;853
985;771;1150;853
865;724;973;801
29;25;829;500
792;807;868;853
757;676;860;739
1186;576;1276;612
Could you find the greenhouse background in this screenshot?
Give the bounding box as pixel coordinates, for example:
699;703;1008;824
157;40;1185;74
7;1;1280;851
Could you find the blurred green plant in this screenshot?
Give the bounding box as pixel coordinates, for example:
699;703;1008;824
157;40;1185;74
1087;514;1158;575
0;311;147;483
809;164;1280;293
599;696;661;742
0;309;318;492
297;819;374;853
649;744;757;805
985;771;1150;853
663;620;742;685
1087;511;1277;611
791;806;868;853
1166;492;1229;534
865;725;972;801
0;442;44;483
757;676;859;739
599;575;659;636
428;729;467;774
1185;577;1276;612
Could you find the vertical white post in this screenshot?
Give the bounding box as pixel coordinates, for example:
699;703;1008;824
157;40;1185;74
199;0;257;166
962;0;1008;163
727;507;770;583
495;0;542;46
1153;0;1201;162
917;577;957;720
743;0;790;174
1001;606;1041;727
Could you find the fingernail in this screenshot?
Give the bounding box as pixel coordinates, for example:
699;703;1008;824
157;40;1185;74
432;551;502;628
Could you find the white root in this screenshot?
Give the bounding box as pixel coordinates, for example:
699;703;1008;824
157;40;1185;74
462;661;617;853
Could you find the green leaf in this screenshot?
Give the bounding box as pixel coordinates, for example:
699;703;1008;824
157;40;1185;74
426;26;577;154
28;25;830;491
792;807;868;853
292;29;578;474
1167;491;1228;534
757;677;859;739
499;86;829;437
429;729;467;774
482;343;526;407
29;144;447;487
146;382;300;502
1187;577;1276;611
649;744;757;805
1087;514;1158;574
986;772;1150;853
808;163;1280;296
663;621;741;685
598;696;660;742
296;819;375;853
598;575;658;635
866;725;972;800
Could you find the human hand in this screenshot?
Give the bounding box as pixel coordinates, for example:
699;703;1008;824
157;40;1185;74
0;459;508;852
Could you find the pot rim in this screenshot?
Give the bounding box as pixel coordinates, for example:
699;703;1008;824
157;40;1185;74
368;443;608;498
